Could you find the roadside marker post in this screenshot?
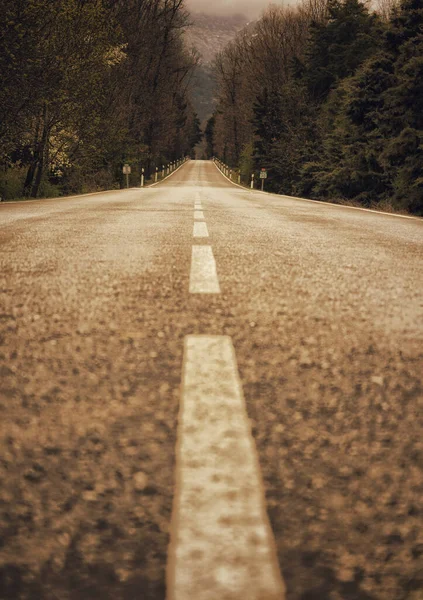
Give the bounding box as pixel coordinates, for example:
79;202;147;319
123;163;131;188
140;167;144;188
155;167;158;183
251;173;255;189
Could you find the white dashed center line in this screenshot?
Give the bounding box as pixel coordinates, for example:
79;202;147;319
193;222;209;238
167;335;286;600
194;210;205;220
189;246;220;294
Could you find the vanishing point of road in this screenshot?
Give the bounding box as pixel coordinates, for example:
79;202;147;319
1;160;422;600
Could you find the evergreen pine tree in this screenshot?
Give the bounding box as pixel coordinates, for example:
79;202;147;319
252;87;285;191
324;0;423;212
303;0;382;103
205;116;216;159
298;0;384;200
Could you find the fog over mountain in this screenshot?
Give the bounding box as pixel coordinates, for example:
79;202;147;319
186;11;248;125
186;0;269;18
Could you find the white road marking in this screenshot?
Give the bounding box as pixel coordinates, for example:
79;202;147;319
167;336;286;600
194;210;205;220
194;203;202;209
189;246;220;294
193;222;209;238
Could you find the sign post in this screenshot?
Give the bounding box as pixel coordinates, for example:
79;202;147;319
123;164;131;188
260;168;267;191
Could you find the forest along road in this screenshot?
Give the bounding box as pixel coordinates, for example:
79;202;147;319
0;160;422;600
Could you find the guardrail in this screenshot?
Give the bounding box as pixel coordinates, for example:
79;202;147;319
139;156;189;187
212;157;254;188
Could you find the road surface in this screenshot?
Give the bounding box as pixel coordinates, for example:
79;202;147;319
1;160;422;600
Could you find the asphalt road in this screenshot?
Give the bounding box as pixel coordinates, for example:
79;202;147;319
0;160;422;600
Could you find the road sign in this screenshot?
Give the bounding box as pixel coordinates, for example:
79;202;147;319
260;169;267;179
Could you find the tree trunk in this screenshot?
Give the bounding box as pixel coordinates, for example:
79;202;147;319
31;103;49;198
24;115;41;196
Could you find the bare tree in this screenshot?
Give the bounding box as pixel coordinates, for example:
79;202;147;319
372;0;400;21
212;0;318;167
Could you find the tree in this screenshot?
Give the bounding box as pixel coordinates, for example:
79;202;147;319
204;115;216;159
252;88;285;190
0;0;123;197
302;0;383;103
208;0;423;214
307;0;423;213
212;3;312;170
239;141;254;184
0;0;201;199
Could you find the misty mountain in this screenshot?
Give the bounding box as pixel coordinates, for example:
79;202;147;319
186;0;266;19
186;12;248;64
186;12;249;123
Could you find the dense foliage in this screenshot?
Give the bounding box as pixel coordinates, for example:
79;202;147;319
0;0;202;199
208;0;423;215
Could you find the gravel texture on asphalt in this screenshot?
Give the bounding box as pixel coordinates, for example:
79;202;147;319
1;161;422;600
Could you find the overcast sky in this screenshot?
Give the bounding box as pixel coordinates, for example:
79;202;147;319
186;0;274;18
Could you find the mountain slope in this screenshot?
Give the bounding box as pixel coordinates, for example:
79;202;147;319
186;13;248;65
186;13;249;123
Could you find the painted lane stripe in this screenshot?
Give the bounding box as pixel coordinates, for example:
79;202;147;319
189;246;220;294
194;204;202;209
193;222;209;238
167;336;286;600
194;210;205;220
